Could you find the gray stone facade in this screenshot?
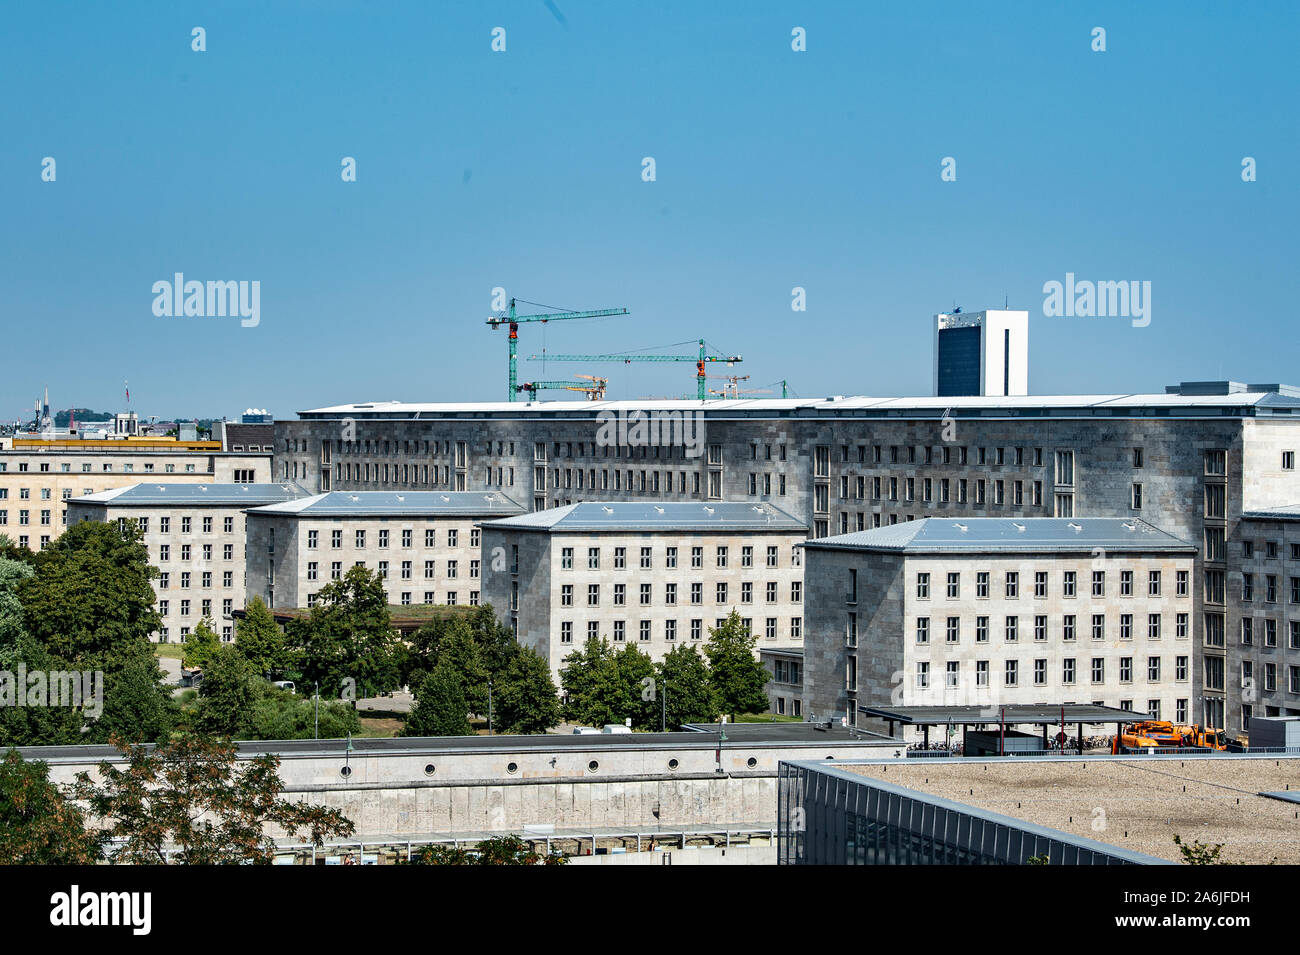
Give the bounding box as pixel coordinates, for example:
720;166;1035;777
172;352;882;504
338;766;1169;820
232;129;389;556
244;492;525;611
802;536;1197;729
67;483;304;642
270;388;1300;734
480;509;807;681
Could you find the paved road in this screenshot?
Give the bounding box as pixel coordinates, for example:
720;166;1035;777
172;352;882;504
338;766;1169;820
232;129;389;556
157;657;182;685
357;691;413;713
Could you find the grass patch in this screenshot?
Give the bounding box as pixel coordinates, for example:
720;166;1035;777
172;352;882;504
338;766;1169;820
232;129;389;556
153;643;184;660
734;713;803;724
358;715;404;738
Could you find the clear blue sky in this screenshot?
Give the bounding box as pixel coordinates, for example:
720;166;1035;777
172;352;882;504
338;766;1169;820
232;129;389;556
3;0;1297;420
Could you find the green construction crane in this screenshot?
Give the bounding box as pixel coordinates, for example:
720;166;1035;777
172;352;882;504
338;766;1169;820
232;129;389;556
486;298;628;401
527;339;742;400
516;375;608;401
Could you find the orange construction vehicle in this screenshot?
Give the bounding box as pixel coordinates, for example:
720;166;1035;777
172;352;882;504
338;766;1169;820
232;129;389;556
1172;724;1229;750
1113;720;1183;752
1113;720;1229;752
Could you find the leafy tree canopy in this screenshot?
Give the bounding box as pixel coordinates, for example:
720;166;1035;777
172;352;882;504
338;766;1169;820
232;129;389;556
705;611;770;720
286;565;399;698
402;664;472;737
182;617;222;670
656;644;719;729
71;735;354;864
493;646;561;735
16;520;159;669
0;750;102;864
234;595;290;677
403;834;566;865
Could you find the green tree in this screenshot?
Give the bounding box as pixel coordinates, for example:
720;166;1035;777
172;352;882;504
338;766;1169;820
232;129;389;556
195;646;258;738
0;637;88;747
0;536;36;567
655;644;719;729
1173;834;1225;865
560;637;617;726
705;611;770;720
0;557;35;642
403;834;566;865
16;520;159;669
71;734;354;864
248;685;361;740
90;653;177;744
182;617;222;670
437;623;490;715
468;604;520;677
402;620;444;690
493;646;561;734
560;638;656;729
286;565;400;698
0;750;103;864
0;558;88;746
234;596;288;676
612;643;657;730
403;664;473;737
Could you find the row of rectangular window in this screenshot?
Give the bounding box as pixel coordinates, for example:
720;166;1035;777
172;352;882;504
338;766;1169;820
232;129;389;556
1240;660;1300;694
560;580;801;607
0;462;198;473
306;527;480;549
909;655;1190;687
914;569;1190;599
558;617;802;643
305;559;474;581
907;612;1189;643
305;590;478;608
559;544;798;570
155;544;237;561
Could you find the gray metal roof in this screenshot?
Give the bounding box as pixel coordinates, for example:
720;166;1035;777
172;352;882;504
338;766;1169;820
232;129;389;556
857;704;1153;725
1241;504;1300;521
15;721;890;762
67;482;309;507
480;501;807;533
297;386;1300;421
800;517;1195;555
246;490;525;518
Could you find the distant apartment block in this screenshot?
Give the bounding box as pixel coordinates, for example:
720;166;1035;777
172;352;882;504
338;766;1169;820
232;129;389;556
800;518;1198;729
932;309;1029;397
1;438;270;551
67;483;308;642
479;501;808;680
243;491;525;611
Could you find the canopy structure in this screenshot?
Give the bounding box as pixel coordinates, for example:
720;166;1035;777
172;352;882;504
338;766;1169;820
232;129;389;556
857;703;1154;755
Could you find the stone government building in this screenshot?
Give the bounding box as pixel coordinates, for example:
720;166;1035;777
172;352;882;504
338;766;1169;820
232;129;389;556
272;380;1300;735
799;517;1199;728
479;501;807;680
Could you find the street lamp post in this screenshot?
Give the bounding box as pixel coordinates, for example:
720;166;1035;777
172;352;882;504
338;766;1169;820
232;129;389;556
314;681;319;740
